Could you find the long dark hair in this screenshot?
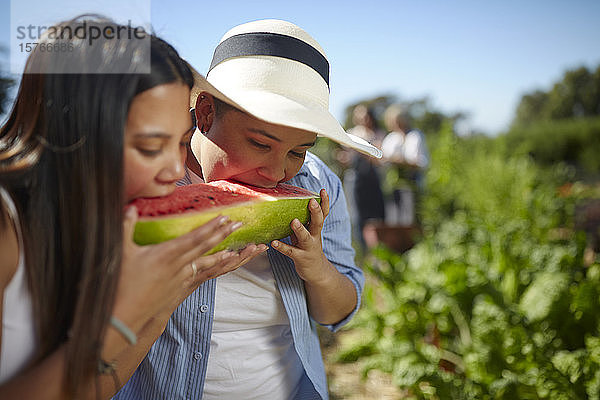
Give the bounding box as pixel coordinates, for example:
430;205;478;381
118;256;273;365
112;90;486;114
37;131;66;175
0;15;193;395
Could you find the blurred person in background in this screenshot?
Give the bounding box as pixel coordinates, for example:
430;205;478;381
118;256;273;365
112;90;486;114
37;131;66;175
382;104;429;226
342;104;386;250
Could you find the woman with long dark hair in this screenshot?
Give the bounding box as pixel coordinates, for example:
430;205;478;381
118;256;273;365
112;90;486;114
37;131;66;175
0;16;264;398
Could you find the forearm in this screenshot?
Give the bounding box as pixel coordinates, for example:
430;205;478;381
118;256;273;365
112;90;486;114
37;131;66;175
0;314;168;399
94;311;171;399
0;344;70;398
303;255;358;325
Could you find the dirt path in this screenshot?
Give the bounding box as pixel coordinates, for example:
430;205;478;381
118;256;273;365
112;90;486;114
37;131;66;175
320;328;405;400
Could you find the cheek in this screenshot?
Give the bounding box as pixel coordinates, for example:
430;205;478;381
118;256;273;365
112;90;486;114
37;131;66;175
123;153;157;201
284;158;305;181
200;136;248;179
124;175;145;201
199;139;224;179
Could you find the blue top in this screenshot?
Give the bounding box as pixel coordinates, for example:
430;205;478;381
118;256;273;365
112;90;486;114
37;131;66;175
114;152;363;400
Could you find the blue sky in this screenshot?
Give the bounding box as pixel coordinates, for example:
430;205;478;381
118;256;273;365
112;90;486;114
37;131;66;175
1;0;599;134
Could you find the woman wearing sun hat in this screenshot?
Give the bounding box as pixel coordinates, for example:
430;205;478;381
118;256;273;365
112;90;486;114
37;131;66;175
115;19;381;400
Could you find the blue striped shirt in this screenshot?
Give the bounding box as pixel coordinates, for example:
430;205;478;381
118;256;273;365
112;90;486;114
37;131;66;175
114;152;363;400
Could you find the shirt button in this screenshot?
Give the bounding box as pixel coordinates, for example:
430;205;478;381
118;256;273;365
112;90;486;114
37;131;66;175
199;304;209;313
194;352;202;360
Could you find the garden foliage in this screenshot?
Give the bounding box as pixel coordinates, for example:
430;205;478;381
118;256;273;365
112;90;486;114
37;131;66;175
505;117;600;175
335;124;600;399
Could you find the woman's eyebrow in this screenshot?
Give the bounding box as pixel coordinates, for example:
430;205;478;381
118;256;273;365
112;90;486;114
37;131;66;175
249;128;316;147
249;128;281;142
132;132;171;139
134;125;194;139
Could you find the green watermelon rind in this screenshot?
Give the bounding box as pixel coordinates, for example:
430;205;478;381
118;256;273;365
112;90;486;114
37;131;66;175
133;196;320;254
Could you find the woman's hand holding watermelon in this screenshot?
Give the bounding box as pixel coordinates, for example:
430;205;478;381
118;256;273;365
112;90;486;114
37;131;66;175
271;188;358;326
112;206;267;340
271;189;331;283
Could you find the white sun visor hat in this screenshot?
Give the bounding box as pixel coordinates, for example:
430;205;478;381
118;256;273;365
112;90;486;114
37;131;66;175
190;19;382;159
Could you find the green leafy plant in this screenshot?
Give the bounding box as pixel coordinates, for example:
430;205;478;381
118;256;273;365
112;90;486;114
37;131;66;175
335;124;600;399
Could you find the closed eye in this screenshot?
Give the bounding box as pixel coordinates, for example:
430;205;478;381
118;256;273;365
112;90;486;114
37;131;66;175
138;147;162;157
289;150;305;158
249;139;270;150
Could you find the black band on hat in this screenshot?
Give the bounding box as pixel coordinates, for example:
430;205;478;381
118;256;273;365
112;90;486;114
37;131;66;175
209;32;329;87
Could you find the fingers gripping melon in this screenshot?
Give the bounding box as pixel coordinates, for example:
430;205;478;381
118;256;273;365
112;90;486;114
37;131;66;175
130;180;320;254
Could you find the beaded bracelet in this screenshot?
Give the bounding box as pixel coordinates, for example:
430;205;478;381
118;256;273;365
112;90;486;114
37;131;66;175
110;316;137;345
97;358;121;393
98;358;116;375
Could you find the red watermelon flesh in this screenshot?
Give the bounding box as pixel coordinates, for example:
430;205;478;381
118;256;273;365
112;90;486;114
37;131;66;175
131;180;320;253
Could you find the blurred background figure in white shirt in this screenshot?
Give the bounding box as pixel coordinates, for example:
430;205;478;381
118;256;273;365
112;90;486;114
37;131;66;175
382;104;429;227
343;105;387;250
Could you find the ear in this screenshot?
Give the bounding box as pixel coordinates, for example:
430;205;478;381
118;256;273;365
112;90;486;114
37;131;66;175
195;91;215;133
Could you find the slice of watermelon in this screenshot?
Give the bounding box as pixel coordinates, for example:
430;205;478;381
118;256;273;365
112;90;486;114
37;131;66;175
131;180;320;254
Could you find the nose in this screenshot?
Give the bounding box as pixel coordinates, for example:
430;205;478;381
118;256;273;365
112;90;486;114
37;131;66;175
257;160;286;187
157;147;186;183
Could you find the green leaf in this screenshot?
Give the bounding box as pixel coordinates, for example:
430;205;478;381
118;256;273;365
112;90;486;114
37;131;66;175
519;272;570;322
551;349;586;383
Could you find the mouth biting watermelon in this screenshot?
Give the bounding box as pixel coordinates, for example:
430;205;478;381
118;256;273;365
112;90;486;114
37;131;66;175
130;180;320;254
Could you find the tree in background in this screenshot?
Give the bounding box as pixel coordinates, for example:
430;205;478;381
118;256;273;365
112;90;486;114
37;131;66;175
507;64;600;176
0;75;13;117
0;47;15;117
513;90;549;127
513;65;600;126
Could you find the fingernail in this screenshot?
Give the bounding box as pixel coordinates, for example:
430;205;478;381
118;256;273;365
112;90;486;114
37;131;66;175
127;206;137;218
310;199;319;209
218;215;230;226
258;244;268;252
292;219;302;228
231;221;243;231
221;251;234;260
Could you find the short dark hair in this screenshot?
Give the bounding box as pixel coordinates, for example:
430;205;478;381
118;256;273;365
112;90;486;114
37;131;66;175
213;96;240;118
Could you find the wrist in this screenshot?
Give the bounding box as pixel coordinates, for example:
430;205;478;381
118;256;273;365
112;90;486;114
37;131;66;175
304;255;337;288
110;316;137;345
100;308;143;361
102;324;130;361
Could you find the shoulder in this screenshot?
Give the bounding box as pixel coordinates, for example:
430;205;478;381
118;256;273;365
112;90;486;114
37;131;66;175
288;152;346;207
382;131;403;147
295;152;342;192
407;129;426;142
302;151;333;174
404;130;427;150
346;126;364;138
